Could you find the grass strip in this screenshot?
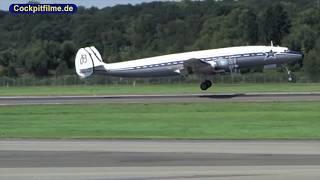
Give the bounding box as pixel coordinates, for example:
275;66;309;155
0;101;319;139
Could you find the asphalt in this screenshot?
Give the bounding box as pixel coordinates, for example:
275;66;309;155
1;140;320;180
1;92;320;105
1;93;320;179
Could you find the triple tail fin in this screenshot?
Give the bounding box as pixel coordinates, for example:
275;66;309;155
75;46;107;78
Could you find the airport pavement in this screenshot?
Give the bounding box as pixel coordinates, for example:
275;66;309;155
0;140;320;180
1;93;320;179
0;92;320;105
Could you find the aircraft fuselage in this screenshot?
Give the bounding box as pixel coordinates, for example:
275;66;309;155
102;46;302;77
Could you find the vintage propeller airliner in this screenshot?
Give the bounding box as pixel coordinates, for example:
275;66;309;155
75;44;303;90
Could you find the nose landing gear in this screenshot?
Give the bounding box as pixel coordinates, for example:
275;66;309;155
200;80;212;90
283;66;296;83
288;73;296;83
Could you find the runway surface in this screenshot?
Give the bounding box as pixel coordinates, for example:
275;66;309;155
1;92;320;105
1;140;320;180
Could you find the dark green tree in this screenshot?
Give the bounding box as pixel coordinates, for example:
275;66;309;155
24;45;49;77
260;4;291;45
304;39;320;81
56;61;69;75
60;41;76;68
0;49;17;67
239;9;258;44
0;0;319;78
7;66;18;77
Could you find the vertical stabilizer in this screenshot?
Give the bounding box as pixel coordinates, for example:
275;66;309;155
75;46;106;78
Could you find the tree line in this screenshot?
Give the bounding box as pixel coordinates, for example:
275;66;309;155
0;0;319;80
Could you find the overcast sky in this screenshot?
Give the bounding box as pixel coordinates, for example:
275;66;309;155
1;0;178;10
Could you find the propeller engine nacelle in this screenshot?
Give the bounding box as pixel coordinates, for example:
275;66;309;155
208;58;231;72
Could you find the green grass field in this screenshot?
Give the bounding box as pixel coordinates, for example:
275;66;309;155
0;101;319;139
0;83;319;96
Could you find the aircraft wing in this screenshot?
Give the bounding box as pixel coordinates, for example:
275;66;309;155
181;58;215;75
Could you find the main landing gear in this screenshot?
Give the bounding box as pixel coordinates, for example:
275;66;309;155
283;66;296;83
200;80;212;90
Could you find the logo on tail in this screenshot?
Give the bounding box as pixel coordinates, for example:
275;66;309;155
80;54;88;65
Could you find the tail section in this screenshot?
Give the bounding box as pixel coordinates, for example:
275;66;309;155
75;46;107;78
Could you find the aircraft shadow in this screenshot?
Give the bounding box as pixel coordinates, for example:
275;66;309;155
199;94;245;99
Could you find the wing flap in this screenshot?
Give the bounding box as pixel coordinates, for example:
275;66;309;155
182;58;214;75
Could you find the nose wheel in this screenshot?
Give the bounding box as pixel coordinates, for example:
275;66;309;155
288;73;296;83
200;80;212;90
283;66;297;83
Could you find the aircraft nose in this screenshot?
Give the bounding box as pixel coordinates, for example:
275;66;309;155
285;50;304;67
299;52;304;67
297;51;304;64
298;51;304;59
288;50;304;61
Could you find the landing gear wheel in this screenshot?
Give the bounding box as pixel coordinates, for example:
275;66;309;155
200;83;208;91
200;80;212;91
282;65;297;83
288;73;296;83
205;80;212;88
